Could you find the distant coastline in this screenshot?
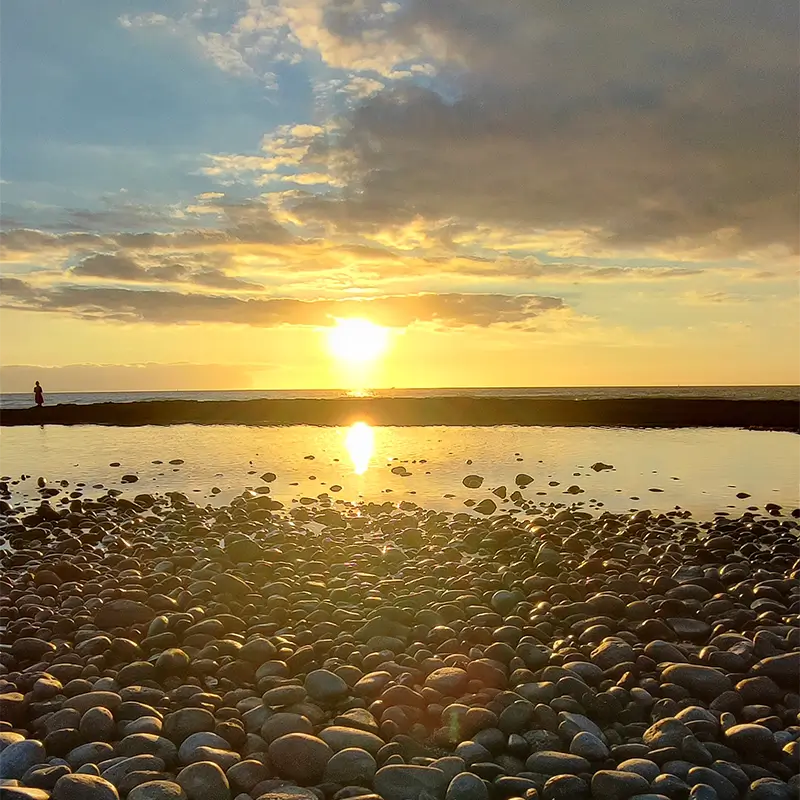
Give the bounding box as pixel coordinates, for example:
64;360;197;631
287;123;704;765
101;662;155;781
1;396;797;431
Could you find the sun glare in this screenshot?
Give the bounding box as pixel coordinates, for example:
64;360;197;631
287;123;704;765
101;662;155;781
327;318;389;364
345;421;374;475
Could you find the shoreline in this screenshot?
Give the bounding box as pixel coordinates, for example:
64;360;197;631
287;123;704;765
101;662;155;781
1;396;798;431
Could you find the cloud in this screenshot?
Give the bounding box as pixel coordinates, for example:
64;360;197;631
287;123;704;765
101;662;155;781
72;253;146;281
67;252;262;291
268;0;798;255
1;277;565;329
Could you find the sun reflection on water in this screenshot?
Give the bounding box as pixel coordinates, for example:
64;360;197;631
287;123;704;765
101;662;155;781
344;421;374;475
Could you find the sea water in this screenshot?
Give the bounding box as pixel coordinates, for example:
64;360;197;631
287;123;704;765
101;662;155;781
0;424;797;517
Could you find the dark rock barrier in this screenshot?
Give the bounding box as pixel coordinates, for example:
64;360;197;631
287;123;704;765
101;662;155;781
2;398;798;431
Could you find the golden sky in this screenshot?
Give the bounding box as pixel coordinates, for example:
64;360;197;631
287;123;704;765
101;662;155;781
1;1;797;391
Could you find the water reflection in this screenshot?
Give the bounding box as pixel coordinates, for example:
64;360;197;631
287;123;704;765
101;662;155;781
345;421;374;475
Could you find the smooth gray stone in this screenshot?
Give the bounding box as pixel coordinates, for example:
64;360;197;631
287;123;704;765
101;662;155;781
374;765;448;800
445;772;489;800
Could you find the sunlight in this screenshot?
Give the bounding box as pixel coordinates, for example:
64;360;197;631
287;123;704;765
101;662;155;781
327;318;389;364
344;421;374;475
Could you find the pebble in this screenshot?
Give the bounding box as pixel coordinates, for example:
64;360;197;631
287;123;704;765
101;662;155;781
0;475;797;800
127;782;188;800
52;774;120;800
590;770;651;800
176;761;231;800
0;739;46;780
569;732;609;761
268;734;333;784
526;751;591;775
305;669;349;702
374;765;449;800
324;747;377;785
445;772;489;800
660;666;732;700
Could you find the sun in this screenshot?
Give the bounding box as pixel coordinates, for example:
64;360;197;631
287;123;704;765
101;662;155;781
327;318;389;363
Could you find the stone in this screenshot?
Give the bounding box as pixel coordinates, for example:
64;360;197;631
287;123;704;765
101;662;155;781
20;763;70;789
751;653;800;687
526;751;591;775
262;686;307;706
268;734;333;784
0;739;46;780
644;718;693;750
163;710;215;745
617;759;660;783
304;670;349;703
745;778;794;800
374;765;449;800
95;600;153;629
498;701;535;735
591;636;636;670
688;786;719;800
176;762;231;800
544;774;591;800
724;724;775;753
667;619;711;643
66;742;115;769
570;732;609;761
101;755;166;786
52;774;120;800
63;692;122;714
11;638;57;662
0;787;52;800
239;638;277;663
80;707;116;741
660;666;732;700
652;773;690;799
590;770;651;800
178;732;232;765
425;668;469;696
0;694;26;727
445;772;489;800
117;734;177;764
318;726;384;756
687;767;738;800
334;708;380;735
559;712;607;743
128;782;188;800
324;747;377;785
226;760;270;793
260;713;313;743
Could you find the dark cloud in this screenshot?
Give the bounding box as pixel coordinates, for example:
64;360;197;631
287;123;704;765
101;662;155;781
292;0;798;252
189;269;262;290
68;253;260;290
0;276;38;301
71;253;146;281
1;201;293;257
1;278;564;328
1;229;107;254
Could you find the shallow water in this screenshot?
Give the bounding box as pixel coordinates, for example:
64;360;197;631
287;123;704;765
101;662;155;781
1;424;798;518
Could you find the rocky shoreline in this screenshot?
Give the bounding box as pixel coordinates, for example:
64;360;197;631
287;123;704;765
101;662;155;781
2;397;799;431
1;479;799;800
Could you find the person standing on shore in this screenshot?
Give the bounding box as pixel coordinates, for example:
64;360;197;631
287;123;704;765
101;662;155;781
33;381;44;407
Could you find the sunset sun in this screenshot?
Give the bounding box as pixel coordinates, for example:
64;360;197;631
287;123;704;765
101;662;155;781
327;318;389;364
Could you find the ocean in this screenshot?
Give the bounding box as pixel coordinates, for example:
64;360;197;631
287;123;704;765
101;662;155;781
1;385;797;410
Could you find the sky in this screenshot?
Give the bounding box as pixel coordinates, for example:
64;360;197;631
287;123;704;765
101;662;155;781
1;0;798;392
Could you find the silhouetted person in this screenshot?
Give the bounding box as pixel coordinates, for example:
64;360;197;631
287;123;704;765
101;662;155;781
34;381;44;408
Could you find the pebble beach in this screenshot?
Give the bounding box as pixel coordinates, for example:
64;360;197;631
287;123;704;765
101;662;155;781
1;461;799;800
